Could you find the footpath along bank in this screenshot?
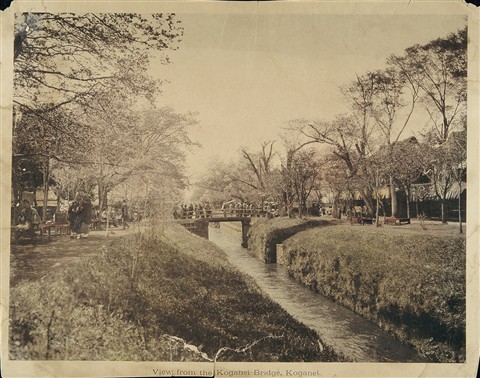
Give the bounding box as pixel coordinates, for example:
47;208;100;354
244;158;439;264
246;218;466;362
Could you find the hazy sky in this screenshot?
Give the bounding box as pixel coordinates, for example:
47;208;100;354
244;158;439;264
150;12;466;185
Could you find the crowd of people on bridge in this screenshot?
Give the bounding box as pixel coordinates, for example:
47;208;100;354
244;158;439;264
172;201;280;220
220;201;279;218
173;203;213;219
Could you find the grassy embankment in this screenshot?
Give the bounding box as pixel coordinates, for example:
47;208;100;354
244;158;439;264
281;226;465;362
246;218;330;263
10;222;341;362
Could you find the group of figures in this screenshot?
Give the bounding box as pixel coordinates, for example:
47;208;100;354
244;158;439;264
172;201;282;220
67;192;93;239
173;203;213;219
221;201;278;218
11;199;41;239
94;200;132;229
11;192;136;241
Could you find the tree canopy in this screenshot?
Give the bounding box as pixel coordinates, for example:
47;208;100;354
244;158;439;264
12;13;196;217
193;26;467;229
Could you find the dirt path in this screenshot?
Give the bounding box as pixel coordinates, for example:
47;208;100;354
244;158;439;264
10;228;135;287
337;217;466;237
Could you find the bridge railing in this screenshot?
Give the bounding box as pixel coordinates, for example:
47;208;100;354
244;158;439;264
173;208;275;220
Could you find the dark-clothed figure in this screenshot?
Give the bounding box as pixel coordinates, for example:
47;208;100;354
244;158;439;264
133;209;140;222
21;200;33;224
16;199;33;230
79;196;92;237
68;195;83;237
205;202;211;218
12;199;34;239
109;207;118;227
31;204;41;227
172;206;179;220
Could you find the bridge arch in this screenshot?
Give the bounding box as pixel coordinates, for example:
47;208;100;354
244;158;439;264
177;213;251;247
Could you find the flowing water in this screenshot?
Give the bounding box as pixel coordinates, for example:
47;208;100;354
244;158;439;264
209;226;426;362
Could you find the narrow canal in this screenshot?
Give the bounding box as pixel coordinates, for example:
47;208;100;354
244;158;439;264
209;226;425;363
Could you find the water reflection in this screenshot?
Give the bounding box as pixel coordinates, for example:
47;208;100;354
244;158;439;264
209;227;425;362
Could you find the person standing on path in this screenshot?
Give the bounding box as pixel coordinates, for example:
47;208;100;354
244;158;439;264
30;203;41;229
68;193;82;238
121;200;130;230
79;194;92;238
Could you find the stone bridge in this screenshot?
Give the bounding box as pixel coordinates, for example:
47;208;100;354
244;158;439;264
177;216;251;247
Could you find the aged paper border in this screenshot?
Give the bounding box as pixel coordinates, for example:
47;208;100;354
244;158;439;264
1;1;479;377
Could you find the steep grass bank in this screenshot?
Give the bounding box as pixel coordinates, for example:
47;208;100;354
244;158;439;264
153;223;341;361
283;226;466;362
10;223;341;362
247;218;330;263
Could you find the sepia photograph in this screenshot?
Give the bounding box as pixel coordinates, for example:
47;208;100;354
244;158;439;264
1;1;478;377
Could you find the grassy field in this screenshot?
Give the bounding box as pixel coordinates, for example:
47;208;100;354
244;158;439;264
246;217;331;263
9;223;341;362
282;225;466;362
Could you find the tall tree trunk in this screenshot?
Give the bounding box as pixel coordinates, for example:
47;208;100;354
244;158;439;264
415;191;419;218
98;180;107;213
332;191;341;219
56;188;61;213
42;158;50;222
98;160;106;212
283;191;293;218
359;188;374;215
32;186;37;207
442;114;449;141
441;183;450;224
298;191;304;219
390;176;398;217
375;192;380;227
405;186;411;219
441;198;447;224
458;190;463;234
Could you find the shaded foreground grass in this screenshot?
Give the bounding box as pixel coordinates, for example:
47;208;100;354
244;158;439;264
283;226;466;362
10;223;341;362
